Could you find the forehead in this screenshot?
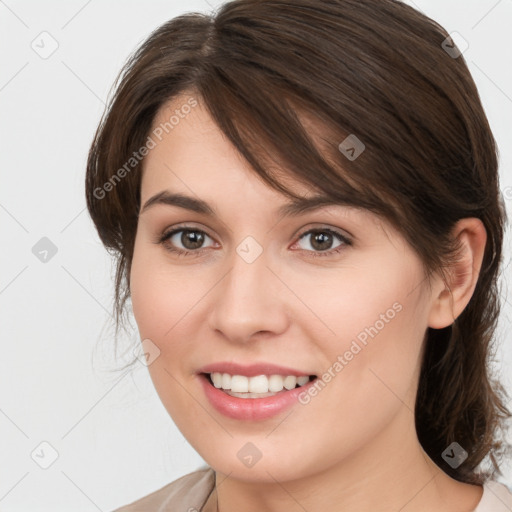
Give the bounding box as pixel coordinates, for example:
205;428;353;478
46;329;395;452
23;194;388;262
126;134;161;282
142;94;317;198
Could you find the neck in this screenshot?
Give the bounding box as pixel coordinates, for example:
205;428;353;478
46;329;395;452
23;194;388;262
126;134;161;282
213;406;482;512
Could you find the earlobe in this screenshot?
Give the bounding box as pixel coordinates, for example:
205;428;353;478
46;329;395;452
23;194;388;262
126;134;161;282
427;218;487;329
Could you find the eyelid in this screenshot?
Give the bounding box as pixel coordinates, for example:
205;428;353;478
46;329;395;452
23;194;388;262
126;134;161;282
159;222;214;239
294;223;353;242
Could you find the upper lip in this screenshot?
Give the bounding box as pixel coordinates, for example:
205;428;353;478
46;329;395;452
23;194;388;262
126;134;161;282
197;362;315;377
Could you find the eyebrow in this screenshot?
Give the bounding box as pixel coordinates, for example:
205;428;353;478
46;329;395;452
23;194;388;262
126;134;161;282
140;190;349;218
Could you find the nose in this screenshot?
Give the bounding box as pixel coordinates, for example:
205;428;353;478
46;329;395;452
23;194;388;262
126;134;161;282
207;244;290;344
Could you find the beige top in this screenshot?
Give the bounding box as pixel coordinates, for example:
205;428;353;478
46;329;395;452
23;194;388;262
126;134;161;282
112;467;217;512
112;467;512;512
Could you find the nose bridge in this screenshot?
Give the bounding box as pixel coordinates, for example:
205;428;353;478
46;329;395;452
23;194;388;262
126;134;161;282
208;237;288;342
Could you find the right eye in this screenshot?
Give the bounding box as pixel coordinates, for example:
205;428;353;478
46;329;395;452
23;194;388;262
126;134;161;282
157;225;217;257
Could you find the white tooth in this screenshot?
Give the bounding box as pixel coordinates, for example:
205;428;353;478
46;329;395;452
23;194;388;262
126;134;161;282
211;372;223;388
283;375;297;390
268;375;284;392
226;390;277;398
231;375;249;392
221;373;231;390
297;376;309;387
248;375;269;393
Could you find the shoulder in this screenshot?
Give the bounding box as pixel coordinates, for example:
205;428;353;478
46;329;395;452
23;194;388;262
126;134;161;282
475;480;512;511
111;466;215;512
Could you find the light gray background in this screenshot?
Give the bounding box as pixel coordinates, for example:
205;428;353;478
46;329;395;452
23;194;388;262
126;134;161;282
1;1;511;510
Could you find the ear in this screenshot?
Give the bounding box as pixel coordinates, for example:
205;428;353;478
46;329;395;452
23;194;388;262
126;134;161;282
428;218;487;329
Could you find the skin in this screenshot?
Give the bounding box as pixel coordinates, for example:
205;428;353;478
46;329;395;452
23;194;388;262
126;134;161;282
129;93;487;512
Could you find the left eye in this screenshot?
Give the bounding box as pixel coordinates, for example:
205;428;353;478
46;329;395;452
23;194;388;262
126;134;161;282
293;228;350;256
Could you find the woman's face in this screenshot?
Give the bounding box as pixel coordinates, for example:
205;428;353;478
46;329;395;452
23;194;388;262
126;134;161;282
130;94;438;483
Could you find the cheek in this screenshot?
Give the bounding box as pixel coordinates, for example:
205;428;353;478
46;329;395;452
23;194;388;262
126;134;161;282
282;253;424;355
130;242;204;341
129;247;204;427
287;302;427;475
295;256;428;408
328;297;427;434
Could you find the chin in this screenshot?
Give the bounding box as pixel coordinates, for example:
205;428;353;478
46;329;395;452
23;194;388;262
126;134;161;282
188;434;333;484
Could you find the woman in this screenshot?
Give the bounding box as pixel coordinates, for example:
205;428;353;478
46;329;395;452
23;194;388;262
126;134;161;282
85;0;512;510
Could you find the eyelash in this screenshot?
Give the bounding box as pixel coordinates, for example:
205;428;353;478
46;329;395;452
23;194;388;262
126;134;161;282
155;224;352;259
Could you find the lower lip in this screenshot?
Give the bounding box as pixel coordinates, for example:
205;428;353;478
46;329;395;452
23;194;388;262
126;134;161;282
199;374;316;421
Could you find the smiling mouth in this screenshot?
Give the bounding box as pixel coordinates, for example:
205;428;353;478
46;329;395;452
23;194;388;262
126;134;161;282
203;372;318;399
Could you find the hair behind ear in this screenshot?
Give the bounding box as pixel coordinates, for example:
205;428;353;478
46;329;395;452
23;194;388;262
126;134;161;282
416;214;511;482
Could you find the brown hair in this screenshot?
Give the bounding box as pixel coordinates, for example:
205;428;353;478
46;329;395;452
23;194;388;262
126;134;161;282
85;0;510;485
